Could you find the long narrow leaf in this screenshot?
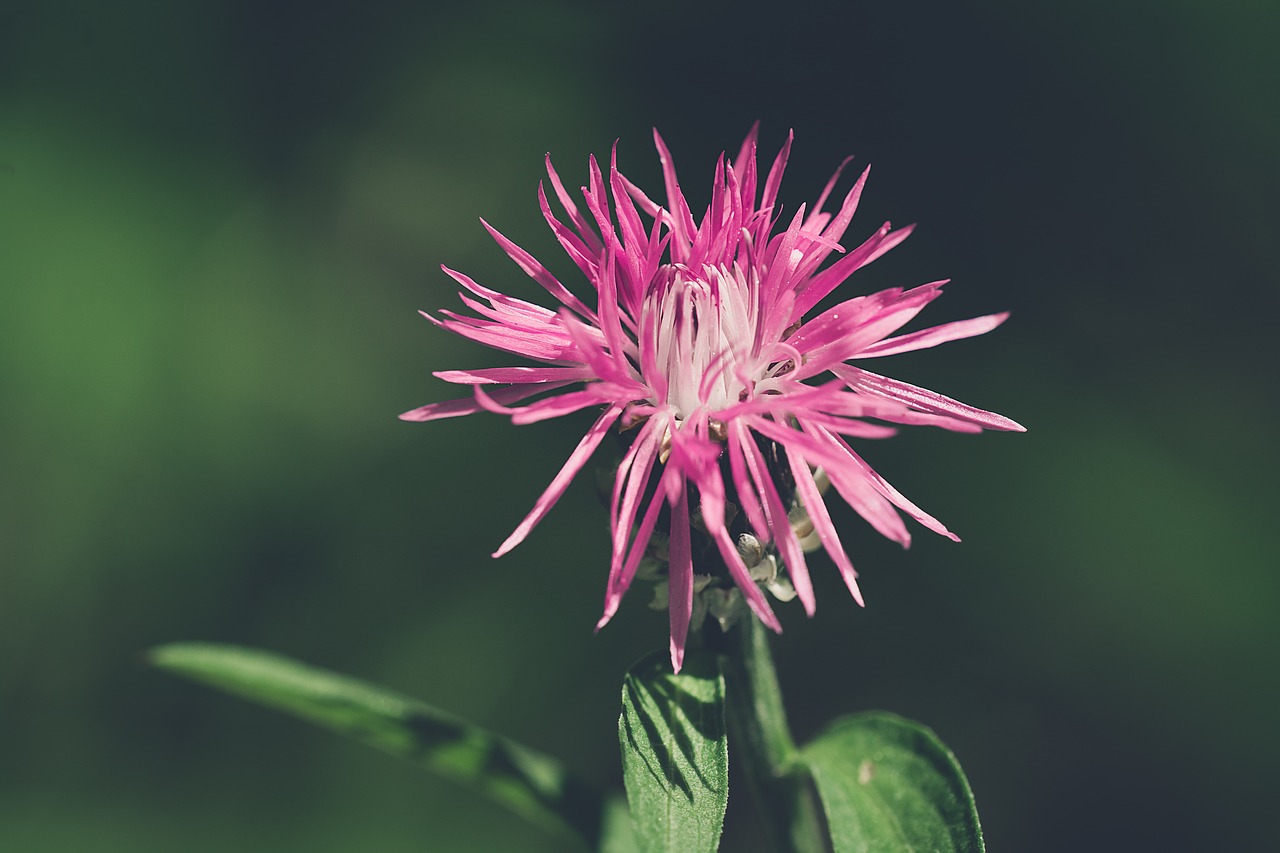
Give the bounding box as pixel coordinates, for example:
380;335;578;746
150;643;611;850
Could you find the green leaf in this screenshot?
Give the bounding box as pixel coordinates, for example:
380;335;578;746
801;712;984;853
619;650;728;853
149;643;607;850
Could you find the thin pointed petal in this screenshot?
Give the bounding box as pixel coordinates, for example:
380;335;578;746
786;446;864;606
856;312;1010;358
668;486;694;673
399;382;574;422
833;364;1026;431
492;405;622;557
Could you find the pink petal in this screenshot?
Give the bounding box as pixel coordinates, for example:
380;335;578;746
544;154;603;254
593;246;635;377
598;465;674;629
398;382;575;422
793;222;914;321
441;266;558;323
785;445;864;606
803;425;912;547
538;182;598;282
759;129;794;224
651;129;697;254
734;124;760;218
610;142;648;263
474;384;617;425
482;219;596;321
433;366;595;385
668;486;694;673
558;309;641;390
694;467;783;633
821;426;961;542
805;156;855;232
855;312;1010;358
726;422;769;541
736;421;815;616
832;365;1026;432
797;281;950;372
610;416;663;572
617;170;663;219
493;405;623;558
432;312;577;362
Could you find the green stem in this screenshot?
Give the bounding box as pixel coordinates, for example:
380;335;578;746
714;617;829;853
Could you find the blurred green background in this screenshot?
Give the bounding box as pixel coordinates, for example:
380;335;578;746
3;1;1277;850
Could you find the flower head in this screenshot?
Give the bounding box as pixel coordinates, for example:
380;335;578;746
403;127;1023;671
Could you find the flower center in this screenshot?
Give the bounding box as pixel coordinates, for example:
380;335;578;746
643;263;762;418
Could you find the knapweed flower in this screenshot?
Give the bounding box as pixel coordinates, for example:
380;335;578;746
402;127;1023;670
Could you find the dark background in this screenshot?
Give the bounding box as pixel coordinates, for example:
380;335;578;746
3;1;1277;850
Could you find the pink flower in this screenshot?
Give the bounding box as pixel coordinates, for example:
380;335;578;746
402;127;1024;671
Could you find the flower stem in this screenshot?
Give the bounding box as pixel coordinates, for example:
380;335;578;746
714;616;829;853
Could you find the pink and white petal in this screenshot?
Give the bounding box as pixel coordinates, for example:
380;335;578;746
610;144;649;260
668;486;694;673
805;156;855;232
785;446;864;606
593;248;636;373
481;219;596;321
475;384;620;425
823;427;961;542
789;164;867;284
582;154;616;256
738;381;911;424
616;171;664;220
832;365;1026;432
758;205;810;319
538;183;598;281
759;129;794;224
786;292;879;353
747;414;872;476
752;414;957;542
802;424;913;547
726;424;770;541
736;421;815;616
735;138;759;220
790;222;890;319
664;423;722;499
611;417;663;566
651;129;697;253
792;223;915;322
734;122;760;193
817;164;869;246
398;381;574;422
544;154;604;253
450;291;542;326
798;281;950;373
598;465;677;629
785;409;906;442
492;404;623;558
855;312;1010;359
873;410;987;434
814;418;899;439
690;457;783;631
440;266;558;322
865;222;915;264
433;313;578;362
433;366;594;385
559;310;641;391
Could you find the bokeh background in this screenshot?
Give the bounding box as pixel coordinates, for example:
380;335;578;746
3;1;1277;850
